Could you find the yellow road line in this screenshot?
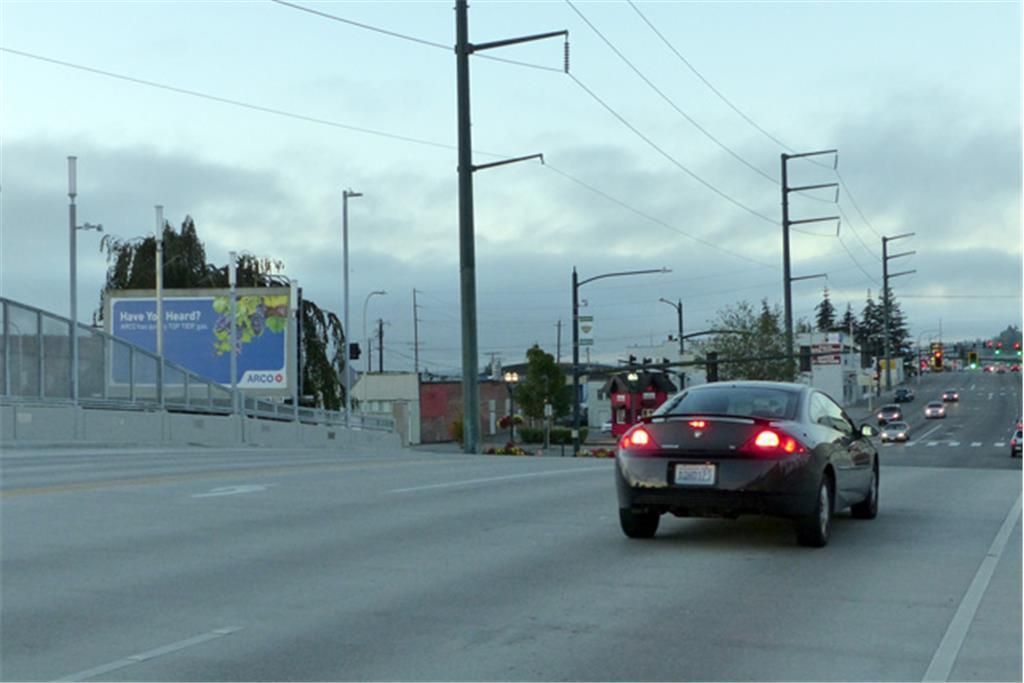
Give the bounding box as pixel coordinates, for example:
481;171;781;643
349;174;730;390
0;458;457;498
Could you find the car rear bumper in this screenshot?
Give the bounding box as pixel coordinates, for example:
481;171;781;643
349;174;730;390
615;452;821;518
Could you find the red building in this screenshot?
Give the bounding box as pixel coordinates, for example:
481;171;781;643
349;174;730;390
604;371;677;438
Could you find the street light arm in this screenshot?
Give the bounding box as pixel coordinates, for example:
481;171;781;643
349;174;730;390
657;297;680;311
579;267;670;288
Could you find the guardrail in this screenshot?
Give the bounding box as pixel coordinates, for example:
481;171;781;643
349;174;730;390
0;297;394;431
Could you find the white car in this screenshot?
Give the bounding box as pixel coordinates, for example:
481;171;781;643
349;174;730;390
880;421;910;442
924;401;946;419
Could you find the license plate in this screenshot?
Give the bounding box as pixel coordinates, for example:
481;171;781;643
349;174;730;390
674;463;716;486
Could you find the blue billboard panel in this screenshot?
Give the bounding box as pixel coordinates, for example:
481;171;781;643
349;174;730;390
107;291;292;393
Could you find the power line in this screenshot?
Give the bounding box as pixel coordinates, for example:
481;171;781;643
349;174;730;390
270;0;563;73
545;162;776;267
566;0;777;185
836;233;882;287
837;203;883;262
4;46;775;272
837;170;884;239
627;0;793;152
568;72;779;226
0;47;466;154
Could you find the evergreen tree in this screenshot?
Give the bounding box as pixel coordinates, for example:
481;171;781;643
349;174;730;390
880;288;911;356
514;344;571;419
99;216;346;410
839;303;858;337
858;290;884;356
815;286;837;332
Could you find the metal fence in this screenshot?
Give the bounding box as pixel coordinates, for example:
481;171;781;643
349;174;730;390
0;297;393;431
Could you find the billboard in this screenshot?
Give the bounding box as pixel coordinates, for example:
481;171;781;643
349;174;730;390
104;288;295;396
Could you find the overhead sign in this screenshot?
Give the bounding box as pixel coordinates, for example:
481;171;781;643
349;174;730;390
579;315;595;347
104;288;295;396
812;342;841;365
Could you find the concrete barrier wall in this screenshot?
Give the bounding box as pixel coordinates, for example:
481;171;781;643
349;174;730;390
0;403;401;453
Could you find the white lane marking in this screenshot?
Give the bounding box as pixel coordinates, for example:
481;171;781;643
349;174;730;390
914;424;944;443
390;466;607;493
53;627;243;682
922;494;1022;682
191;485;269;498
994;442;1006;448
970;384;976;390
970;442;982;447
926;442;939;447
948;442;960;447
988;393;993;401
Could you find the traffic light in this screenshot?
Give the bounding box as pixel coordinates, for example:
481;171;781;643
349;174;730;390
967;351;979;369
1015;342;1022;357
996;342;1002;355
931;342;943;370
349;342;361;360
706;351;719;383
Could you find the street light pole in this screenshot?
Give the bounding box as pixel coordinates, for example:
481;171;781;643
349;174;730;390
572;266;670;457
69;157;78;405
155;205;164;359
229;251;238;417
658;298;684;355
363;290;386;375
503;370;519;443
67;156;102;407
342;189;362;428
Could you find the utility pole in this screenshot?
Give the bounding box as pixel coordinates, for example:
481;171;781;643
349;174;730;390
229;251;238;415
412;288;421;377
342;189;362;427
881;232;916;390
378;318;384;373
455;0;567;454
556;319;562;363
780;150;839;377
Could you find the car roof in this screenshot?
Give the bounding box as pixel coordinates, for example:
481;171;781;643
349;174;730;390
927;400;943;405
686;380;805;394
882;404;900;409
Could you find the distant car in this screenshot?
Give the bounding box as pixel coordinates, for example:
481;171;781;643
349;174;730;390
894;388;915;403
942;389;960;402
924;401;946;419
1011;430;1022;458
880;421;910;443
1012;365;1020;373
1016;417;1022;431
876;404;903;425
997;365;1008;374
615;381;879;547
983;365;995;373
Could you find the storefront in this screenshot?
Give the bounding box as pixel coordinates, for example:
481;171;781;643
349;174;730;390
604;371;677;438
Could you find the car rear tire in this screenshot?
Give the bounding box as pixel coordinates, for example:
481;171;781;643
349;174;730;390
619;508;660;539
851;463;879;520
796;475;833;547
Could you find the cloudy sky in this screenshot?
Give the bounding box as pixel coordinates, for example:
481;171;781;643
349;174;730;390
2;0;1021;376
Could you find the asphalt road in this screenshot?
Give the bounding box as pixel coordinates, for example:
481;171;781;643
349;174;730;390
2;372;1020;682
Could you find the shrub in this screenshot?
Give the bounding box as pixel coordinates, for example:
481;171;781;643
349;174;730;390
518;426;588;444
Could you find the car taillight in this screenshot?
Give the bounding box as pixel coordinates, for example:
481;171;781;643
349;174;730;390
688;420;706;429
743;429;805;456
620;426;657;450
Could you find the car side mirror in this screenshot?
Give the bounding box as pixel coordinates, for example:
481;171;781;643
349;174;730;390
861;424;879;438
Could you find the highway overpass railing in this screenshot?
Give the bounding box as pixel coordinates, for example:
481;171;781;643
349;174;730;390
0;297;393;432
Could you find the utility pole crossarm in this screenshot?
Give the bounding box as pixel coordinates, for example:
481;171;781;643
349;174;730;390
887;251;916;260
788;182;839;194
888;269;917;279
471;153;543;173
784;148;839;165
790;273;827;283
470;30;568;53
789;216;840;226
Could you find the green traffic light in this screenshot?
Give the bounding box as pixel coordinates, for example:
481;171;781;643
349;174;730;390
970;363;977;369
995;349;1001;355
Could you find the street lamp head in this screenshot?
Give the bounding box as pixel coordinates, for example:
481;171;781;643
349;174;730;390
503;371;519;384
345;189;364;199
627;371;639;382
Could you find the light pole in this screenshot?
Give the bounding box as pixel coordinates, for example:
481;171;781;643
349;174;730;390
503;370;519;443
572;266;669;457
342;189;362;428
67;156;103;406
916;329;939;386
363;290;386;374
658;298;684;356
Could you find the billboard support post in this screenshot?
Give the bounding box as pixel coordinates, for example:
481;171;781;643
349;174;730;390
291;280;299;423
155;205;164;407
228;251;238;418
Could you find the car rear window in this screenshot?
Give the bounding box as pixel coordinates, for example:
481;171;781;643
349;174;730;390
654;386;800;420
883;405;900;411
928;401;943;407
